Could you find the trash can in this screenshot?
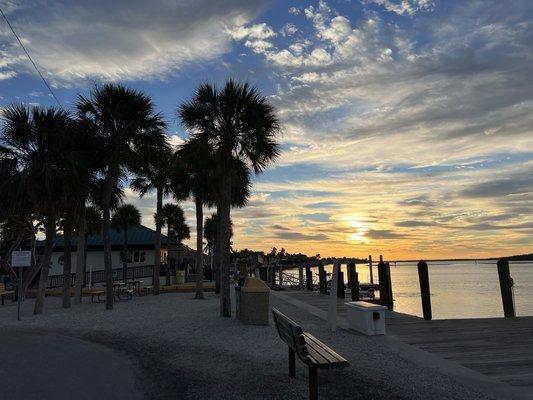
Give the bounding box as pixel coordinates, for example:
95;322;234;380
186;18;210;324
238;277;270;325
176;270;185;284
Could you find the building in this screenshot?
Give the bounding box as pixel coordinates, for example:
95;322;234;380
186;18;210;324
37;225;192;277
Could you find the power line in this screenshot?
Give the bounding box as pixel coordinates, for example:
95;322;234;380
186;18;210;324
0;6;62;107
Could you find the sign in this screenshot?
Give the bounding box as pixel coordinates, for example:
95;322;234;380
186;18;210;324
12;251;31;267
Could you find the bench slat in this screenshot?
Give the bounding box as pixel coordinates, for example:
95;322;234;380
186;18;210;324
272;308;349;369
303;333;349;366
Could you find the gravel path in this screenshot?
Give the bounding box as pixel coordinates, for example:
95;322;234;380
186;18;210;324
0;293;511;399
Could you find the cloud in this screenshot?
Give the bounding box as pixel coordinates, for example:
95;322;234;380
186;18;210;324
460;173;533;198
273;230;329;241
367;229;404;239
363;0;435;16
0;0;268;83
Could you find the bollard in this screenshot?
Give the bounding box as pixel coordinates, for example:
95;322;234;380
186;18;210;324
417;260;432;320
318;263;326;294
298;265;304;290
497;259;515;318
305;264;313;291
348;262;359;301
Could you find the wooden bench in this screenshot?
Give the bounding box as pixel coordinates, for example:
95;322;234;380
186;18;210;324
272;308;349;400
85;288;105;303
0;282;15;305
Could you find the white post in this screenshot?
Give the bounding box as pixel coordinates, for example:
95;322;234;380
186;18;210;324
328;261;340;331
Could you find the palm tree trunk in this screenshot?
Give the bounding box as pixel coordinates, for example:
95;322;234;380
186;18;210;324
122;226;128;282
34;212;56;315
102;167;118;310
62;214;73;308
218;176;232;317
74;204;87;304
153;187;163;295
166;224;171;286
194;196;204;299
214;205;220;295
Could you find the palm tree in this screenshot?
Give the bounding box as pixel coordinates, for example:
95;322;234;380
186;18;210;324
180;80;280;316
0;104;73;315
77;84;165;310
175;138;214;299
59;120;102;308
159;202;190;285
74;205;101;301
160;203;190;243
130;142;176;294
111;204;141;282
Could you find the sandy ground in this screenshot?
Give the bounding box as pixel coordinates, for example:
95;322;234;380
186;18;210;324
0;292;512;400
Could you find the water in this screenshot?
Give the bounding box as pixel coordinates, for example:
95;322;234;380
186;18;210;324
287;261;533;319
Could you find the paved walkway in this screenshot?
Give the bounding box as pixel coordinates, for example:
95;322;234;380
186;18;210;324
1;329;142;400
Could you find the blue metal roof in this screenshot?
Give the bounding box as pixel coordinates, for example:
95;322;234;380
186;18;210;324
38;225;181;248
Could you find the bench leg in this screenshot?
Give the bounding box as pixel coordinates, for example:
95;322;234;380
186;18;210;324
309;367;318;400
289;348;295;378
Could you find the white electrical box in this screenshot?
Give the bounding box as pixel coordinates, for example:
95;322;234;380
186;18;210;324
346;301;387;335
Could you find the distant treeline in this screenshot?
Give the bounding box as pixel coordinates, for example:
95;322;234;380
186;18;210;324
232;247;367;265
500;253;533;261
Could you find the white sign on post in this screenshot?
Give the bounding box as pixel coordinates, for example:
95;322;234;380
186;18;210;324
12;251;31;267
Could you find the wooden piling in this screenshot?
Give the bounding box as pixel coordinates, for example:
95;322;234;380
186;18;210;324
298;265;304;290
378;261;394;310
337;269;345;299
417;260;432;320
368;255;374;284
318;263;326;294
305;264;313;291
497;258;515;318
348;262;359;301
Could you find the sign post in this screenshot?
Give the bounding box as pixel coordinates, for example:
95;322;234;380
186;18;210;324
12;250;31;321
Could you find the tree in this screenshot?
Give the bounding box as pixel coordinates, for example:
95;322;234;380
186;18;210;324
179;79;280;316
0;105;73;314
130;142;176;294
77;84;165;309
175;138;213;299
160;203;190;244
176;137;251;299
111;204;141;282
59;120;102;308
159;202;189;285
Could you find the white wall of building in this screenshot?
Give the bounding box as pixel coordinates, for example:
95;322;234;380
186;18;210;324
48;249;168;276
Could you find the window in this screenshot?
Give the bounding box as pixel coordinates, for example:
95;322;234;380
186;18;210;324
140;252;146;262
120;251;132;263
134;252;139;262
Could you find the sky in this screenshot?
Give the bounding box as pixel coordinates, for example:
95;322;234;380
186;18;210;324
1;0;532;260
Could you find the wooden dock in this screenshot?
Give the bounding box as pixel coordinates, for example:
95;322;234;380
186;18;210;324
274;290;533;393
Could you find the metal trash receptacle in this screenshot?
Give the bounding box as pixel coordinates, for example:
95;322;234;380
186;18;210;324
176;270;185;284
238;277;270;325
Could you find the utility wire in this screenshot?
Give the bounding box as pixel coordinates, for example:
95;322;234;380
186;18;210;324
0;6;62;107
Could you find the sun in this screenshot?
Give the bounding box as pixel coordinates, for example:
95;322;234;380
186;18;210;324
342;215;370;243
